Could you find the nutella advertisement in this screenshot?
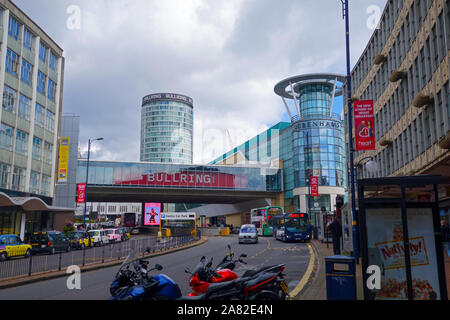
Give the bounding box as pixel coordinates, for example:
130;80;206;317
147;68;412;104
366;208;440;300
354;100;376;150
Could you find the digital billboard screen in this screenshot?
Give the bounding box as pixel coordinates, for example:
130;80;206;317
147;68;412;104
144;203;161;226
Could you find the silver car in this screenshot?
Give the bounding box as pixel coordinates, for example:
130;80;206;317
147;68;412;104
238;224;258;244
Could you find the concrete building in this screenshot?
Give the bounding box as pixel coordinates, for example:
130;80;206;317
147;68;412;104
140;93;193;164
348;0;450;217
0;1;71;237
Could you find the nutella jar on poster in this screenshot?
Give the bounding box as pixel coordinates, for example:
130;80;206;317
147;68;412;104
365;208;441;300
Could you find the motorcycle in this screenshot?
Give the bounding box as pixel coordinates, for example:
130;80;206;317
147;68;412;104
110;248;182;300
186;251;289;300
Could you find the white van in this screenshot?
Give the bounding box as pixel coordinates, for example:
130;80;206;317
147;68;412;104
88;230;110;246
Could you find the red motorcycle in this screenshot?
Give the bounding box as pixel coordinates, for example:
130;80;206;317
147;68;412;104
185;246;288;299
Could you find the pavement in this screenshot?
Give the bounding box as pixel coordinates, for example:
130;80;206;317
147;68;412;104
297;239;450;300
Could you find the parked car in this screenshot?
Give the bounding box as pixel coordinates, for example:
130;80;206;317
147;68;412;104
131;228;140;235
0;234;32;261
238;224;258;244
88;230;109;246
104;228;122;243
29;231;71;255
117;227;130;241
66;231;93;249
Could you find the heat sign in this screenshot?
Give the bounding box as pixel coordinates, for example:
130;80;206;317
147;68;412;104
354;100;376;150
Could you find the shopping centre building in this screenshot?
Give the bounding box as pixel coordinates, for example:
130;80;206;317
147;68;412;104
209;74;347;226
348;0;450;216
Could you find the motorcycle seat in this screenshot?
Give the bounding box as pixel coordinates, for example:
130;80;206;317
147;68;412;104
244;272;277;288
180;294;206;300
242;265;280;277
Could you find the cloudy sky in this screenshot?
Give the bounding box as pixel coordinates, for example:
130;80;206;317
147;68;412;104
14;0;387;164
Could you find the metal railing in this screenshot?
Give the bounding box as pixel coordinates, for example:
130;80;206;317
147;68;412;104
0;235;198;280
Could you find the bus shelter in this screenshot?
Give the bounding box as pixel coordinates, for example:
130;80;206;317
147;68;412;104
358;175;448;300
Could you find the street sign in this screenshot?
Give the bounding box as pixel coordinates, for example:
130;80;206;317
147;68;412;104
160;212;196;220
310;176;319;197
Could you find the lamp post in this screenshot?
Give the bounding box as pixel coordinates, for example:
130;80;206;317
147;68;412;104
340;0;359;262
83;137;104;229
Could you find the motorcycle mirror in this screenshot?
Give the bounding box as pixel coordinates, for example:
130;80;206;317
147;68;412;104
240;254;247;258
155;264;163;271
227;244;231;250
185;268;191;274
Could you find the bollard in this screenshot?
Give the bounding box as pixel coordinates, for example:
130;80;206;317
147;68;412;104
82;246;86;266
102;246;105;264
58;253;62;271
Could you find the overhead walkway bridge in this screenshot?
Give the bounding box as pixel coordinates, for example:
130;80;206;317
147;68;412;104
76;160;283;204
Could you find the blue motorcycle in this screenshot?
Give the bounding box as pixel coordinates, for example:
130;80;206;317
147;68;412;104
110;248;182;300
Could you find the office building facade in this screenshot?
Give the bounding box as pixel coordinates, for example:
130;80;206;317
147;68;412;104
140;93;193;164
348;0;450;215
0;0;69;237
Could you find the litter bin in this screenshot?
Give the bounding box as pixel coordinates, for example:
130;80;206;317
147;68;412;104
325;255;356;300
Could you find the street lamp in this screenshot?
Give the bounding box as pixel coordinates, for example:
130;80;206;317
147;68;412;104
83;137;104;229
340;0;360;262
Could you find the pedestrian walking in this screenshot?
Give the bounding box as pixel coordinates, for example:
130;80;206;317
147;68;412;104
328;215;342;255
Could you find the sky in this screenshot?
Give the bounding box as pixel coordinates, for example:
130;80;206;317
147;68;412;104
14;0;387;164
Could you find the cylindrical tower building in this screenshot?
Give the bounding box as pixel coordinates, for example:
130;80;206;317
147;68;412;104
140;93;193;164
274;74;347;222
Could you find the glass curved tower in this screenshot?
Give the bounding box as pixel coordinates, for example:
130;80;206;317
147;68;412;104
274;74;346;215
140;93;193;164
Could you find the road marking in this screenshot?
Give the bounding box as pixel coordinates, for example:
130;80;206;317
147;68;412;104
288;242;315;298
250;238;270;259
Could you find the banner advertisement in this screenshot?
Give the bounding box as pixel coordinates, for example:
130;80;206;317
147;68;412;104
58;137;70;182
144;203;161;226
310;176;319;197
354;100;376;150
366;208;441;300
76;183;86;204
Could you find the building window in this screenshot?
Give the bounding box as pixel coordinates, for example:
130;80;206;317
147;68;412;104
0;123;13;151
0;163;10;189
39;43;48;63
15;130;28;155
37;71;46;95
34;103;44;127
5;49;19;76
8;16;20;40
2;85;17;113
45;110;55;132
11;166;25;192
18;94;31;120
44;142;53;165
47;79;56;101
29;171;39;194
40;175;51;196
20;59;32;86
23;28;33;51
49;52;56;71
32;136;42;160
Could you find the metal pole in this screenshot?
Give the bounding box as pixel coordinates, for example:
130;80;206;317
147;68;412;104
342;0;359;263
83;139;91;229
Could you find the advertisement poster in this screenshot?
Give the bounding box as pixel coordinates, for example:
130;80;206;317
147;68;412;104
354;100;376;150
76;183;86;204
310;176;319;197
144;203;161;226
366;208;440;300
58;137;70;182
